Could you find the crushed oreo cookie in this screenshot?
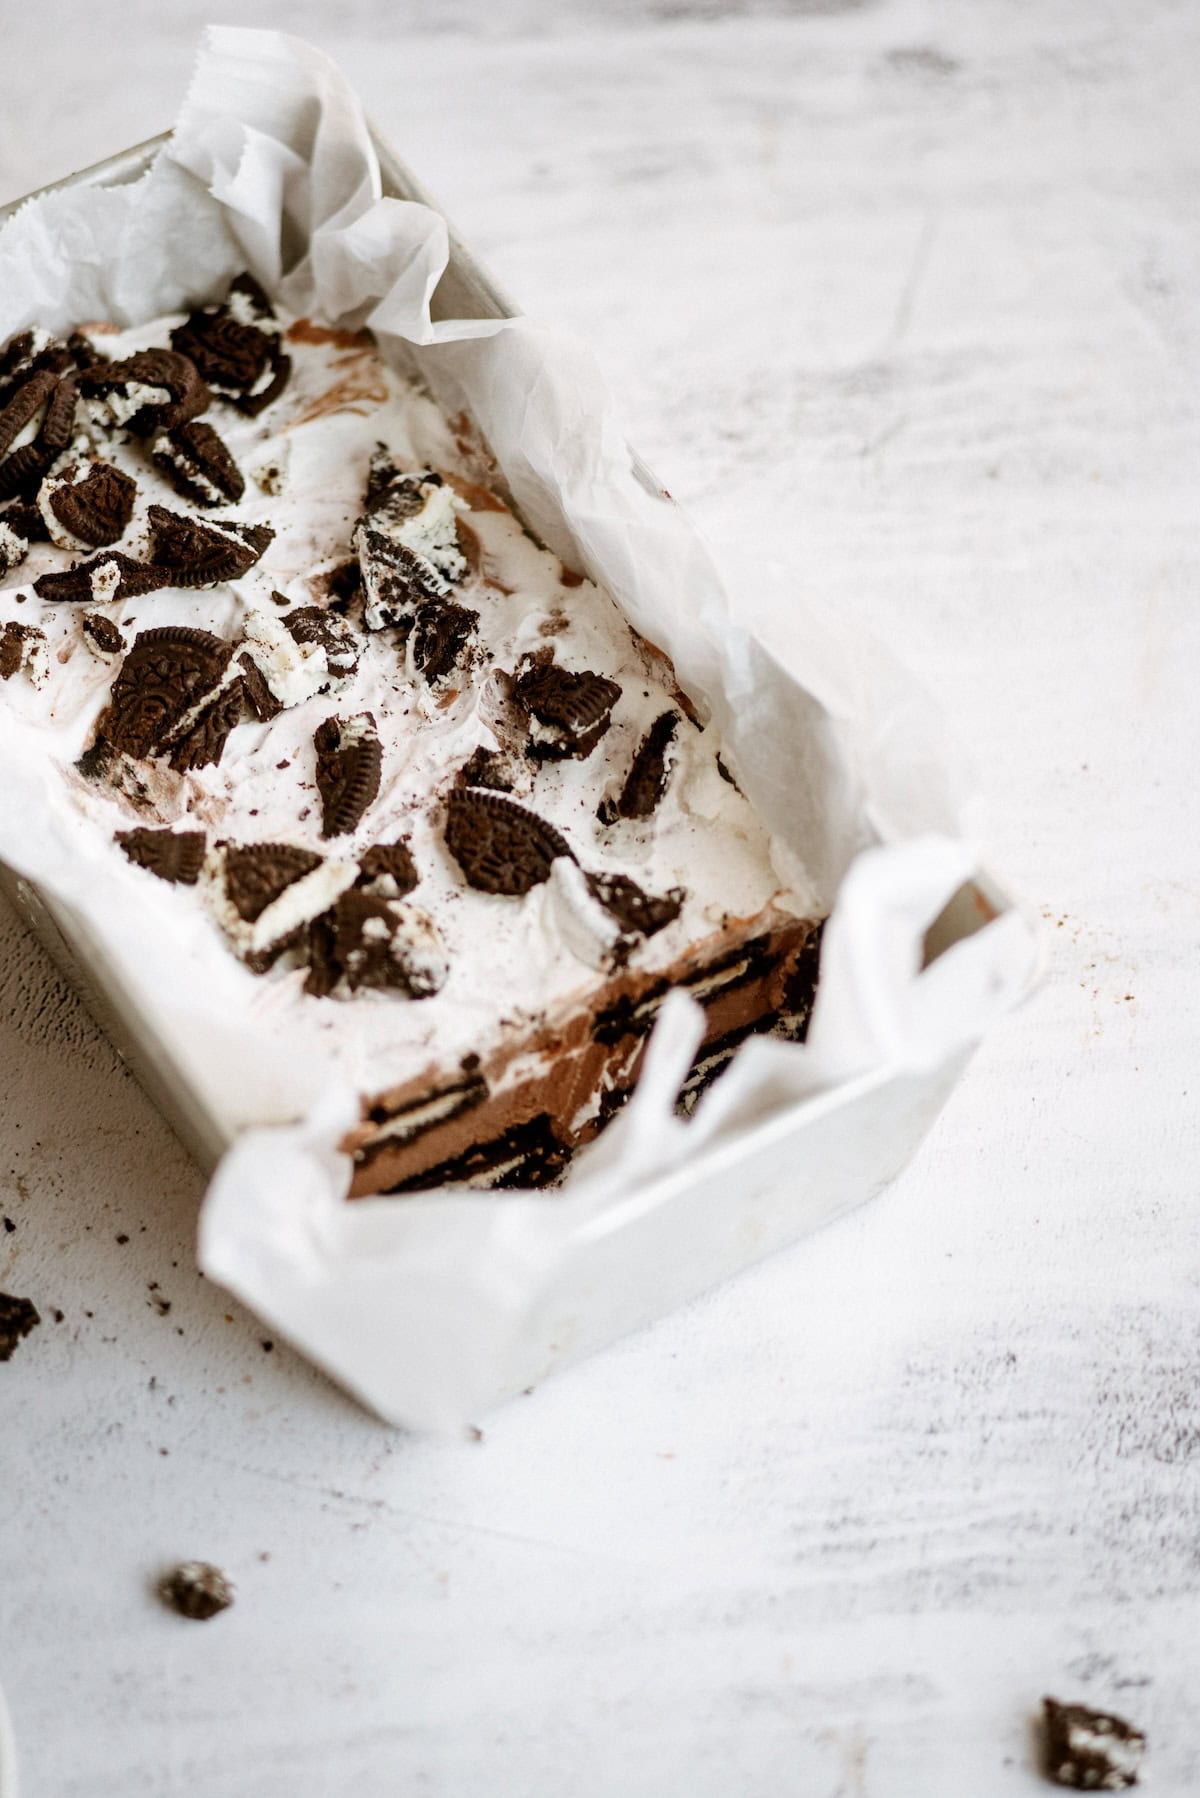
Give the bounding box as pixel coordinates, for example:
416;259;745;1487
1;499;48;545
0;620;48;686
588;870;683;939
0;1292;40;1361
34;550;163;605
306;890;447;999
1041;1698;1146;1790
80;348;208;437
0;329;74;402
601;710;680;822
455;746;514;792
101;626;240;769
323;558;362;610
41;458;137;548
513;660;621;759
152;419;245;507
237;650;283;722
116;827;207;885
81;612;126;661
159;1562;234;1621
0;369;57;461
0;369;78;500
284;606;361;679
67;330;103;371
205;840;355;972
445;789;573;896
355;524;450;631
410;597;478;682
314;713;383;837
0;516;29;573
146;506;273;588
171;273;290;415
357;840;419;894
361;461;466;586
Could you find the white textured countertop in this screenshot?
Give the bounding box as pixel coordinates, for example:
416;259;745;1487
2;2;1198;1793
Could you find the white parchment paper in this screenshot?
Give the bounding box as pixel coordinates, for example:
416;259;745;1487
0;28;1039;1427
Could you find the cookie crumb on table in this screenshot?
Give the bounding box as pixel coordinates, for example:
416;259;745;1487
1041;1695;1146;1789
158;1562;234;1621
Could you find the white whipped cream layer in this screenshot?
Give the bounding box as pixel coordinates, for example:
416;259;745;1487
0;309;815;1106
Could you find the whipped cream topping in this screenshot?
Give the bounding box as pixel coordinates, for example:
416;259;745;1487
0;307;814;1107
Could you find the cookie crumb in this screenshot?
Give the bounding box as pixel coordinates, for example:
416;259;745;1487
0;1292;40;1360
1041;1696;1146;1789
159;1561;234;1621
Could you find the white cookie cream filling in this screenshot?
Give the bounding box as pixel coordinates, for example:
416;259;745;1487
241;606;339;708
85;380;170;432
201;848;359;962
89;559;124;603
7;400;49;453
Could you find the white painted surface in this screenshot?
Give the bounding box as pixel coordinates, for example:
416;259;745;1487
1;3;1197;1793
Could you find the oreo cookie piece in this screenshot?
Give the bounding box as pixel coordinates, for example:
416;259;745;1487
409;597;478;683
40;458;136;548
314;713;383;837
151;419;245;507
445;789;572;896
587;870;683;939
1041;1698;1146;1790
285;607;361;679
238;605;359;717
116;826;207;885
67;331;104;372
600;711;680;822
0;515;28;574
455;746;514;793
357;840;419;894
34;550;164;605
101;626;240;769
0;370;58;461
513;661;621;759
80;349;208;438
306;890;447;998
81;612;126;662
0;368;77;500
0;621;48;687
355;524;449;632
543;859;683;970
363;465;465;577
0;332;74;414
236;651;283;723
146;506;273;587
0;500;49;545
204;839;357;972
170;273;290;416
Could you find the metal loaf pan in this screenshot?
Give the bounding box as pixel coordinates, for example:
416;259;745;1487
0;132;1017;1409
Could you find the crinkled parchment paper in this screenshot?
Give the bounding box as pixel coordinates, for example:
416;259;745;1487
0;28;1039;1427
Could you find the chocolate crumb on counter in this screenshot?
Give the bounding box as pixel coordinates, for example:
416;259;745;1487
0;1292;41;1361
1041;1696;1146;1790
158;1562;234;1622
